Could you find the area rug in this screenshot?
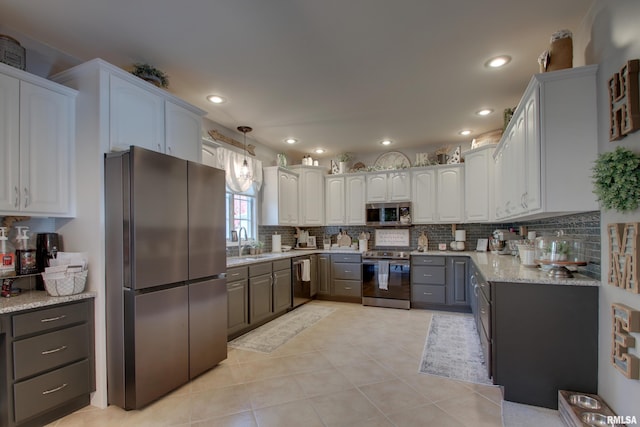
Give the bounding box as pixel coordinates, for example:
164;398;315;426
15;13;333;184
418;313;492;385
228;304;335;353
502;401;564;427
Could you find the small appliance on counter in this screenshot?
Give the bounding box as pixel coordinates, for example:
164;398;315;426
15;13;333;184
36;232;62;289
489;229;520;255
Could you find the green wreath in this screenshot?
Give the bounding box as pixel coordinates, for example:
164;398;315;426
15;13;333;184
592;146;640;212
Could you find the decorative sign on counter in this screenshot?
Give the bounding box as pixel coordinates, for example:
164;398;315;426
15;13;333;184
374;229;410;247
611;303;640;379
608;59;640;141
607;222;638;293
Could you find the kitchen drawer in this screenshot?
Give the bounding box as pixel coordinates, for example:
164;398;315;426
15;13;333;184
412;266;445;285
13;359;91;423
411;284;446;304
479;289;491;338
249;262;272;277
272;259;290;272
227;266;248;281
331;254;361;263
478;278;490;301
332;262;362;280
479;325;491;378
13;302;89;338
13;324;89;381
411;256;445;266
333;280;361;297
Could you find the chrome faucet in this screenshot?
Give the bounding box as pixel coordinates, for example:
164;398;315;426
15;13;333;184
238;226;248;256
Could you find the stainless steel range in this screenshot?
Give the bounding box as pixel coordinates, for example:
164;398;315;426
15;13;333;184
362;249;411;309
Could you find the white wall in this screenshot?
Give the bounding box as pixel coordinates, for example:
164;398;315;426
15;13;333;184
576;0;640;417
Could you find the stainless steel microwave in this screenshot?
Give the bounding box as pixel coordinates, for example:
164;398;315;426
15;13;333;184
365;202;411;226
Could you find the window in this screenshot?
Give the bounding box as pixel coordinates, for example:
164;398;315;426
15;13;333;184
226;192;256;241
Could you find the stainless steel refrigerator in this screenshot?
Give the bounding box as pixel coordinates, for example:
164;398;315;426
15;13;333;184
105;146;227;410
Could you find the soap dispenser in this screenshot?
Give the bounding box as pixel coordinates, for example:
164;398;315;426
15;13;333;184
15;226;38;275
0;227;16;277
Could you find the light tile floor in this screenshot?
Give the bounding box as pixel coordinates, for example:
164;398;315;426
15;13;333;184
48;301;504;427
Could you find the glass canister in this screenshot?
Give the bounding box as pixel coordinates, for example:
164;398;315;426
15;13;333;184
534;234;586;263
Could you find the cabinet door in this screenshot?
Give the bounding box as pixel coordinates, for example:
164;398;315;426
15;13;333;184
227;279;249;335
325;176;345;225
345;175;366;225
189;278;227;378
446;257;468;306
464;149;491;222
110;74;165;153
366;173;387;202
493;150;505;220
0;73;19;212
388;171;411;201
412;169;437;223
436;166;464;223
299;169;324;225
317;255;331;295
165;101;202;162
250;273;273;324
524;92;541;212
273;269;292;313
19;81;73;215
278;171;299;225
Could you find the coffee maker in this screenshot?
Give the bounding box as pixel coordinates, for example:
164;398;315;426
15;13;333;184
36;233;62;289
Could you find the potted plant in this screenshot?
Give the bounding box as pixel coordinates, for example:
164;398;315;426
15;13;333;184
337;152;353;174
131;63;169;88
592;146;640;212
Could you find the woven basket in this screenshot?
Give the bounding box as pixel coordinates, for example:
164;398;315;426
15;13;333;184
0;35;26;70
43;270;87;296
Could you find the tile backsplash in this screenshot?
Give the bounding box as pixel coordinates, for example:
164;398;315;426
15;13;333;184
257;211;601;279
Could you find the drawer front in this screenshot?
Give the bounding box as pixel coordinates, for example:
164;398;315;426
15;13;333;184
478;279;490;302
332;263;362;280
13;324;89;381
249;262;272;277
331;254;361;263
227;266;248;281
479;326;491;378
411;285;446;304
412;266;445;285
272;259;290;272
14;359;91;423
333;280;361;297
479;290;491;338
13;302;88;338
411;256;445;266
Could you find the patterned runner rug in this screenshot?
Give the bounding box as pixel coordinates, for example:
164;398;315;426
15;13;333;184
419;312;493;385
229;304;335;353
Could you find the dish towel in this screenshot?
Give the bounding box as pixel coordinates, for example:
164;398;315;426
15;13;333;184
378;260;389;290
301;259;311;282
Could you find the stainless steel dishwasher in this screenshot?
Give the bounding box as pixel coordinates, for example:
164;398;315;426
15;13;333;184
292;254;317;308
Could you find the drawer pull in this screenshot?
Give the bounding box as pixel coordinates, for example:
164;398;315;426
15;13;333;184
423;274;432;277
41;345;68;355
423;292;433;295
344;270;351;273
231;273;240;277
40;315;67;323
344;287;352;290
42;383;68;395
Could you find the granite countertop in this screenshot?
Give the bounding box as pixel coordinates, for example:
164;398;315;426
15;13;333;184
227;249;600;287
0;290;96;315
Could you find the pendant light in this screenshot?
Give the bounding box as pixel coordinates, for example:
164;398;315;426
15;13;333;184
237;126;253;181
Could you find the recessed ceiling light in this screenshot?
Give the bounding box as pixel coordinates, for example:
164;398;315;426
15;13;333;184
485;55;511;68
459;130;472;136
314;148;325;154
476;109;494;116
285;138;297;144
380;140;393;146
207;95;226;104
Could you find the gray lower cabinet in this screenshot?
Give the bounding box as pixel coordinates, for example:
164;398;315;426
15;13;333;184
226;266;249;337
317;254;331;296
411;255;469;311
273;260;292;314
1;299;95;427
330;254;361;302
249;269;273;325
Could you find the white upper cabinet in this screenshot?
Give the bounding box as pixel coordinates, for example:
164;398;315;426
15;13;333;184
109;74;165;153
261;167;299;226
464;146;494;222
290;166;325;226
411;165;463;224
493;65;598;220
325;174;366;226
0;63;77;217
52;59;205;163
366;171;410;202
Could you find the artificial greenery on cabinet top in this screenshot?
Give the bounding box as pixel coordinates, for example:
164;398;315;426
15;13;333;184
592;146;640;212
